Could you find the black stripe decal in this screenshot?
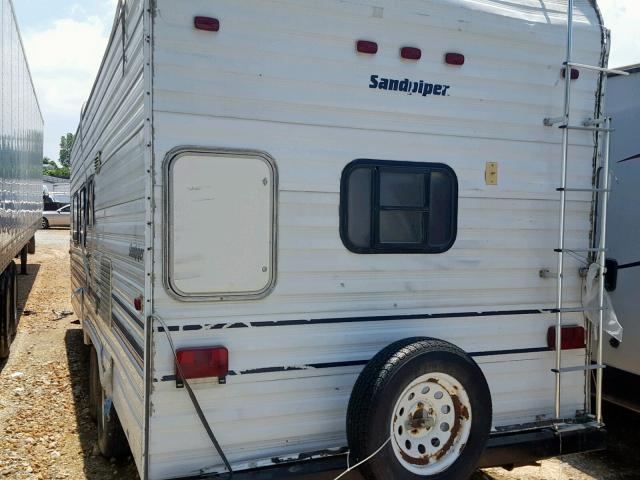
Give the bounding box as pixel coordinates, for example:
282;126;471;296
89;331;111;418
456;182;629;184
155;308;545;333
618;260;640;270
157;346;552;382
618;152;640;163
112;312;144;362
111;293;144;329
469;346;550;357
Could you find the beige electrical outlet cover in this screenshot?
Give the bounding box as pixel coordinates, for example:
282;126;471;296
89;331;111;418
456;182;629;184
485;162;498;185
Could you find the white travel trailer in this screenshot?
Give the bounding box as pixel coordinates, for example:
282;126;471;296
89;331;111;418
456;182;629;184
600;65;640;412
70;1;618;478
0;0;43;358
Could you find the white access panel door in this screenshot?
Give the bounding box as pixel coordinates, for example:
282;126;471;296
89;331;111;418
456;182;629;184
166;150;277;300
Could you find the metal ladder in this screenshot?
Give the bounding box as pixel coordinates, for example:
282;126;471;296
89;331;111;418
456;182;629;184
543;0;628;424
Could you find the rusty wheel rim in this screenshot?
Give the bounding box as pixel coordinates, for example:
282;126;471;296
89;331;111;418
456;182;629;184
390;372;472;475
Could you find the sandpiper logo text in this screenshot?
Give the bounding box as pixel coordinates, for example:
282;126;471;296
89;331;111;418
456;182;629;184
369;75;451;97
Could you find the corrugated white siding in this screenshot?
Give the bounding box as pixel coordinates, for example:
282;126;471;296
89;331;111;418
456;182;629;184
0;0;43;269
147;0;604;477
69;0;147;472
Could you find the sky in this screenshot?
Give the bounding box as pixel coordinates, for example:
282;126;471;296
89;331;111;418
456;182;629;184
11;0;640;163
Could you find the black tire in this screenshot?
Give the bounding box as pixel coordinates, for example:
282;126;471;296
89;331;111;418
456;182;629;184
41;218;49;229
95;362;129;458
346;337;492;480
89;346;100;422
28;237;36;255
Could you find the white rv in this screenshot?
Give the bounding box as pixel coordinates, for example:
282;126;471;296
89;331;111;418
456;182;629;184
70;1;616;479
601;65;640;412
0;0;43;359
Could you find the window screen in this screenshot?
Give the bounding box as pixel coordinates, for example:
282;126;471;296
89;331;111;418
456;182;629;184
340;160;458;254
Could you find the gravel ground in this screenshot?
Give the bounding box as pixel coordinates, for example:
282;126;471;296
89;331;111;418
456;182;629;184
0;229;137;479
1;229;639;480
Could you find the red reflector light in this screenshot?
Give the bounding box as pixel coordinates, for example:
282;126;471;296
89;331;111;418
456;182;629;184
356;40;378;54
561;67;579;80
400;47;421;60
133;296;143;312
547;325;586;350
445;52;465;66
194;16;220;32
175;347;229;386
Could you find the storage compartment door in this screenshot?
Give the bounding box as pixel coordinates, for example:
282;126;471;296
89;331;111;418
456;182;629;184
166;149;277;300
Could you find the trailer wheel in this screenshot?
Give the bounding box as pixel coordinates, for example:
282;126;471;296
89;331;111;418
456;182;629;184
28;237;36;255
96;379;129;458
89;346;100;421
346;337;492;480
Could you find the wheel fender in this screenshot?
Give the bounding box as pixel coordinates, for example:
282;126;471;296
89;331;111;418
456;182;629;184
99;348;114;398
84;320;113;396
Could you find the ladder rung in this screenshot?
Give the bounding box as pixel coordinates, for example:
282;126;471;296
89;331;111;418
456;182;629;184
583;118;607;126
565;62;630;76
552;364;605;374
556;187;610;193
559;124;613;133
554;248;606;253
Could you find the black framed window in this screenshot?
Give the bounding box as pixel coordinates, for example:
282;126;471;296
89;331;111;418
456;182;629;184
86;177;95;228
79;187;86;247
71;193;78;243
340;159;458;254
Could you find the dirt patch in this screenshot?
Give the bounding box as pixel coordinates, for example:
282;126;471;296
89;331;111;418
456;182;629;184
0;230;138;479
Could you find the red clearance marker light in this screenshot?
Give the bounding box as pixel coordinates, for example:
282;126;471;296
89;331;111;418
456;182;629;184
175;347;229;387
445;52;465;66
547;325;586;350
400;47;422;60
133;295;143;312
356;40;378;54
561;67;579;80
194;16;220;32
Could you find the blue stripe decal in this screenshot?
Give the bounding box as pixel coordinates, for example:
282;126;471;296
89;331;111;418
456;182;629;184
157;346;552;382
154;308;547;333
111;293;144;329
112;311;144;362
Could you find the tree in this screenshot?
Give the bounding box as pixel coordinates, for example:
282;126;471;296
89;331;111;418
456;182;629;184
43;157;70;179
58;133;75;168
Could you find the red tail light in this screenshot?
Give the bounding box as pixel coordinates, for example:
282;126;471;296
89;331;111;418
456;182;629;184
194;16;220;32
356;40;378;54
400;47;421;60
547;325;586;350
561;67;579;80
175;347;229;387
